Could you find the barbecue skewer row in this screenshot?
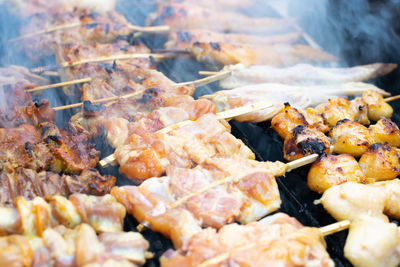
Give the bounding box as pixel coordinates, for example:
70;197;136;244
198;62;397;88
31;53;169;73
167;153;321;211
317;180;400;267
52;70;232;111
270;90;396;161
0;223;150;267
0;193;125;236
161;212;349;267
10;22;170;42
99;100;275;168
114;149;329;246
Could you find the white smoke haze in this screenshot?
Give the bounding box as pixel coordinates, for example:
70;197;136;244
286;0;400;65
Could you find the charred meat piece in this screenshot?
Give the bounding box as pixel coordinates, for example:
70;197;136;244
0;122;101;174
160;213;333;267
0;167;116;206
40;122;100;173
112;157;286;248
307;154;368;194
283;125;331;161
0;223;149;267
271;103;309;140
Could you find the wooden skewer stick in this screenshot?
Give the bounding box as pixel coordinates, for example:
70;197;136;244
177;70;232;88
26;77;92;93
9;22;82;42
99;100;275;168
40;71;61;77
54;89;146;111
319;220;350;236
53;70;233;111
198;70;219;76
127;24;170;33
197;220;350;267
10;22;170;42
31;53;166;73
384;94;400;102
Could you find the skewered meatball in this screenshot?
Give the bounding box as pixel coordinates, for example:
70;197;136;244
362;89;393;121
320;182;388;222
350;97;370;125
271;103;308;140
301;107;329;133
283;125;331;161
359;143;400;181
315;98;356;127
330;119;374;157
307;154;368;194
344;214;400;267
369;118;400;147
372;179;400;220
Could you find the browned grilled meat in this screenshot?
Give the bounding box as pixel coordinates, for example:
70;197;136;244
0;122;100;174
0;168;116;206
283;125;332;161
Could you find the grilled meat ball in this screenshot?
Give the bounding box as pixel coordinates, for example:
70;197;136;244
330;119;374;157
283;125;331;161
358;143;400;181
315;97;356;128
271;103;308;140
307;154;368;194
369;118;400;147
362;89;393;121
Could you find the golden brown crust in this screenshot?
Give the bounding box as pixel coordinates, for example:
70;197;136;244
307;154;368;193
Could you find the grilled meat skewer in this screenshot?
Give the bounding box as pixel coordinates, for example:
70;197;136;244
217;63;397;89
114;113;252;182
112;156;287;248
320;181;400;267
0;223;149;267
0;193;125;235
161;213;334;267
0;167;115;206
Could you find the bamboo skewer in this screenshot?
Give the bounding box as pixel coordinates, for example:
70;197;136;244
31;53;166;73
99;100;275;168
54;89;147;111
9;22;82;42
168;154;322;211
53;71;234;111
384;95;400;102
197;220;350;267
10;22;170;42
26;77;92;93
177;70;231;87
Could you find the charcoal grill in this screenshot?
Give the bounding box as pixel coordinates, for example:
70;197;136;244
1;1;400;266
